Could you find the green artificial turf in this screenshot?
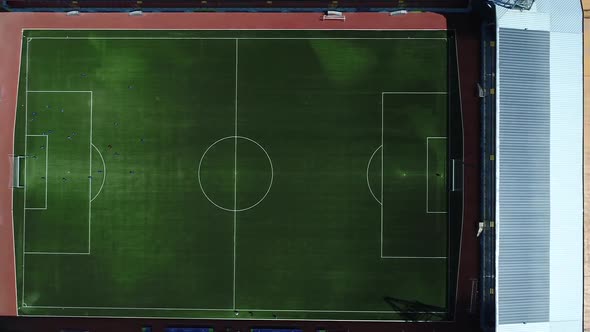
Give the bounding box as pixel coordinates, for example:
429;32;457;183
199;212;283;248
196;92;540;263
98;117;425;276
13;30;455;321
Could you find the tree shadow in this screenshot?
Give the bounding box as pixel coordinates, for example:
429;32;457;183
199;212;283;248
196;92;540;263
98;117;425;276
383;296;447;322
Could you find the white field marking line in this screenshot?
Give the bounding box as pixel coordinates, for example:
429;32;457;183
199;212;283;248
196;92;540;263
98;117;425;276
88;91;93;254
25;28;448;31
25;251;90;255
25;306;233;311
90;143;106;202
233;38;238;310
28;90;92;93
23;135;48;209
21;305;445;314
44;134;48;209
382;91;448;95
380;93;384;258
22;38;30;307
28;37;448;41
22;91;93;257
366;145;382;205
197;137;238;212
197;136;274;212
12;34;24;315
453;33;466;316
380;93;448;260
18;41;451;313
426;136;448;214
382;256;448;259
240;308;446;313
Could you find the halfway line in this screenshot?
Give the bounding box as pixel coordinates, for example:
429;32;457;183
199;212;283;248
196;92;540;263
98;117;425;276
232;38;238;310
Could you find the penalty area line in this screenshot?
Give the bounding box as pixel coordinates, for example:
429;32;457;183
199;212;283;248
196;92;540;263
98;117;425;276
88;91;93;255
381;256;448;259
380;93;449;260
24;251;90;255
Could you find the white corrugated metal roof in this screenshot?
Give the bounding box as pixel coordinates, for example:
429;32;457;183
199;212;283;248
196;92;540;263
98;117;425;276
495;0;583;331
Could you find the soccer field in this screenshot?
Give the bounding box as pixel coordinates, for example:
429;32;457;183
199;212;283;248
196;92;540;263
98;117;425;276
12;29;460;321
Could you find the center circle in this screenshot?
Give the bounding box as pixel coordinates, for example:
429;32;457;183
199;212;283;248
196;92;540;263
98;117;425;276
198;136;273;212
